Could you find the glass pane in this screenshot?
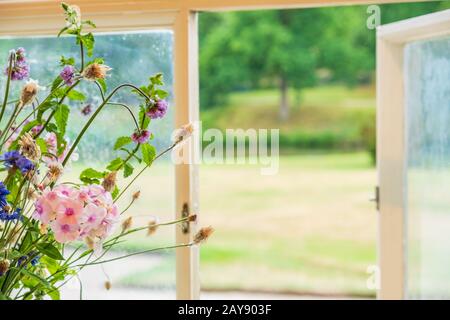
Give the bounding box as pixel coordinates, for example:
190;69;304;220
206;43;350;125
0;31;175;299
405;35;450;299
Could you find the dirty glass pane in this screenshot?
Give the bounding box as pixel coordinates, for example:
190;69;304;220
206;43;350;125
405;35;450;299
0;31;175;299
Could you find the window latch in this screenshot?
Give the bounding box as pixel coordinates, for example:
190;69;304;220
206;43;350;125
370;186;380;211
181;203;190;234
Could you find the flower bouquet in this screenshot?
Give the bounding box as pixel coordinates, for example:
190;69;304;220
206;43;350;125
0;3;212;300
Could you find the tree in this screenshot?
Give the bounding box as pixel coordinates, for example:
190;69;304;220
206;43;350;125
200;8;372;120
199;1;450;119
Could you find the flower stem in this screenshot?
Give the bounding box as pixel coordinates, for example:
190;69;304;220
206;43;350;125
0;53;14;125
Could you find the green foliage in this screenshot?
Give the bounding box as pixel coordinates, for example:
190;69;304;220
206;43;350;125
199;2;449;110
141;143;156;166
79;167;105;184
113;136;132;150
54;104;70;136
36;243;65;260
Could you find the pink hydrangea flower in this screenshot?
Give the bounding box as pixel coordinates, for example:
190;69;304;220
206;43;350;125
51;221;80;243
33;184;119;244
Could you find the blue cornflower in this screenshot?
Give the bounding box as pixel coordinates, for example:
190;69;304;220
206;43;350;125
0;207;22;222
16;253;40;267
0;150;21;169
16;256;27;267
0;150;34;174
30;255;40;266
0;182;10;207
15;156;34;174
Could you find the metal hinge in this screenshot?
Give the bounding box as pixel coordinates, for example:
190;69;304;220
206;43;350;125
370;186;380;211
181;203;190;234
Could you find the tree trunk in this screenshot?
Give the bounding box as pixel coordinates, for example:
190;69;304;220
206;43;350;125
279;76;289;121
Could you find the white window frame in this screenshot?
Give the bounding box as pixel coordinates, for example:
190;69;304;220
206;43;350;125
0;0;440;300
377;9;450;299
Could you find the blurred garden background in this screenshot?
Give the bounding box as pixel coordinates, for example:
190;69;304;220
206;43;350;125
197;1;450;298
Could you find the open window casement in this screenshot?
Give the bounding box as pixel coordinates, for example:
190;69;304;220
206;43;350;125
377;9;450;300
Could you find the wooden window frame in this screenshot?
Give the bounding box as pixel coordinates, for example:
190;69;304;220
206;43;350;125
377;9;450;299
0;0;440;300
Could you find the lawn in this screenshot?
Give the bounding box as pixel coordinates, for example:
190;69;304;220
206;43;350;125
85;152;376;297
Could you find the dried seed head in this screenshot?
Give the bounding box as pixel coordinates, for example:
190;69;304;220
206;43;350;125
0;259;10;276
132;191;141;200
121;216;133;233
188;214;197;222
27;187;39;200
147;218;159;236
20;80;39;106
18;132;41;161
173;123;194;143
47;161;64;183
39;223;48;235
193;226;214;244
85;236;95;250
104;281;112;290
82;63;111;81
102;171;117;192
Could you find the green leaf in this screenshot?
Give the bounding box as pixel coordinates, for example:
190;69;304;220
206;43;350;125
51;77;63;91
37;100;57;122
80;168;104;179
139;106;150;130
150;73;164;85
79;168;105;184
114;136;132;150
47;288;60;300
155;89;169;99
67;90;86;101
54;104;70;136
60;56;75;67
18;268;51;289
111;185;120;199
40;256;60;275
46;122;58;133
107;157;124;171
123;162;134;178
80;33;95;57
141;143;156;166
35;138;47;154
97;78;107;93
36;243;64;260
83;20;96;28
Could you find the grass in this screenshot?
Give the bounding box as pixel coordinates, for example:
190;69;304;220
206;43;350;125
100;152;376;297
198;152;377;297
67;85;377;297
202;85;376;152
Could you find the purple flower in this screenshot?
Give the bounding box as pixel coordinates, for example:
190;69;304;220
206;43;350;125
60;65;76;86
131;130;151;144
4;48;30;81
31;124;43;135
146;99;168;119
81;104;92;116
15;47;26;62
